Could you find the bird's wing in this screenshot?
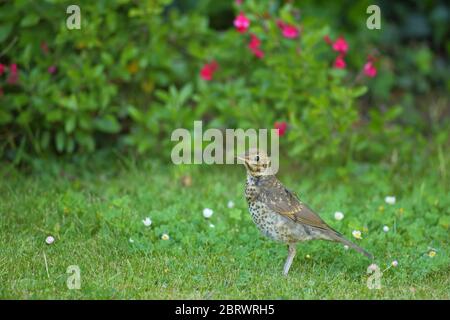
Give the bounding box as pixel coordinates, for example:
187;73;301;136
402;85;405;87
258;179;332;231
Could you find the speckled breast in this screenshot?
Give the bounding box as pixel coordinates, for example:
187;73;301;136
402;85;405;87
245;179;314;243
246;200;286;242
248;194;312;243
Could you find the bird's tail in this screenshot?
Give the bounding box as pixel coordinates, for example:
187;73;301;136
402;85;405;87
329;232;374;259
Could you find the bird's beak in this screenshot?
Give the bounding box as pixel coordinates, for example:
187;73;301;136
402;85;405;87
235;152;248;163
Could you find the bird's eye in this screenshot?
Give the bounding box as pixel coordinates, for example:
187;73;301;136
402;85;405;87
255;155;260;162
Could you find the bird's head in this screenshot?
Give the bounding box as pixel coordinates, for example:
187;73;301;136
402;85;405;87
237;148;271;177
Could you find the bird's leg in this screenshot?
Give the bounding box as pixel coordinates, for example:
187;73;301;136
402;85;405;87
283;244;296;276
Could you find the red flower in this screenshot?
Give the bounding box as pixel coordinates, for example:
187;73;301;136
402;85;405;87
7;63;18;84
333;54;346;69
277;20;299;39
40;42;49;54
48;65;57;74
332;37;348;54
274;122;287;136
363;61;377;77
323;35;333;45
248;34;264;59
200;61;218;81
0;63;5;76
234;12;250;33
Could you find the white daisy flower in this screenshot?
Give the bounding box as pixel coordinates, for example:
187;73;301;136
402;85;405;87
203;208;214;218
227;200;235;209
383;225;389;232
209;223;215;228
142;217;152;227
129;238;134;243
334;211;344;221
161;233;170;241
385;196;396;205
392;260;398;267
45;236;55;245
343;245;349;250
352;230;362;239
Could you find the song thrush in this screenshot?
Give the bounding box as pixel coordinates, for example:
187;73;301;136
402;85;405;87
238;149;373;276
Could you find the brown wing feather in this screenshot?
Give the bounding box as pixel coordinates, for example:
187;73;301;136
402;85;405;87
256;177;374;259
258;178;334;231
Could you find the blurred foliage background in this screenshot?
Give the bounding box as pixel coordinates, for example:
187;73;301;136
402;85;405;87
0;0;448;166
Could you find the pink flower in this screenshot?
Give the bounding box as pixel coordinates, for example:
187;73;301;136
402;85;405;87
200;61;218;81
332;36;348;54
48;65;57;74
274;122;287;136
7;63;18;84
277;20;299;39
282;25;299;39
363;61;377;77
0;63;5;76
248;34;264;59
234;12;250;33
249;33;261;48
333;55;346;69
235;0;243;5
252;48;264;59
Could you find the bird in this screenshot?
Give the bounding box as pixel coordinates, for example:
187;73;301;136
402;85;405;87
238;148;373;276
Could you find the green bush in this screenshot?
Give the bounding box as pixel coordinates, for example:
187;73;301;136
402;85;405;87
287;0;450;130
0;0;434;164
0;0;192;160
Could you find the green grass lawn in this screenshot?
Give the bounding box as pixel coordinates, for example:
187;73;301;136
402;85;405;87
0;154;449;299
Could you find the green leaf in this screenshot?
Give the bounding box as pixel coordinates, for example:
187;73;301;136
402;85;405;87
0;24;13;43
20;14;40;27
17;111;32;126
127;106;142;122
56;131;65;152
179;84;193;105
94;116;121;133
66;137;75;153
438;215;450;229
46;109;63;122
385;105;403;121
75;132;95;151
65;116;76;133
40;131;50;150
229;208;242;221
0;110;12;124
351;86;368;98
